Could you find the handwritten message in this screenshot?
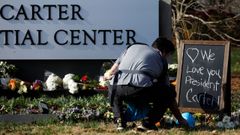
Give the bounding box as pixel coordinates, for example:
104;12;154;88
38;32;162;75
179;44;225;110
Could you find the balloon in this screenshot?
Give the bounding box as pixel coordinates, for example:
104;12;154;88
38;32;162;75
176;112;195;128
182;112;195;128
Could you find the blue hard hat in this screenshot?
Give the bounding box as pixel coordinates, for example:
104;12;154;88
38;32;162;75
181;112;195;128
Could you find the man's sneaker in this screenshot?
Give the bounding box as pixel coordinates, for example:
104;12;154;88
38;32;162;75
116;118;126;131
137;121;158;131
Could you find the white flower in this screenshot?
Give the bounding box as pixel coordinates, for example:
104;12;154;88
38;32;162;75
166;117;174;124
224;122;235;129
232;112;237;117
237;109;240;114
234;121;239;126
163;115;174;124
20;81;24;85
229;122;236;128
222;115;231;123
68;79;79;94
168;64;178;70
18;81;28;94
63;73;75;89
45;73;62;91
216;121;224;128
46;81;57;91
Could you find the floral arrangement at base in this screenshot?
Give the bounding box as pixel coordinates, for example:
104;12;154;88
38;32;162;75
6;78;32;94
157;111;240;129
63;73;79;94
0;74;105;95
77;74;100;91
0;61;107;95
18;81;30;94
45;73;63;91
31;80;43;91
63;74;75;89
68;80;79;94
216;112;240;129
97;76;109;90
8;78;20;91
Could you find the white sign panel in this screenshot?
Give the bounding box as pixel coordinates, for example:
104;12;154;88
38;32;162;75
0;0;158;59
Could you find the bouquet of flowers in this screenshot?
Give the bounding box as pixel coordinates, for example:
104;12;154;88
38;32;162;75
31;80;43;91
79;74;90;90
63;74;75;89
80;74;89;83
18;81;29;94
8;78;20;91
97;76;109;90
8;79;30;94
67;79;79;94
45;73;62;91
63;73;79;94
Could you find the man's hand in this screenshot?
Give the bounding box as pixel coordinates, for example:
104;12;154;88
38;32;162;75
103;63;119;80
103;70;113;80
178;118;190;129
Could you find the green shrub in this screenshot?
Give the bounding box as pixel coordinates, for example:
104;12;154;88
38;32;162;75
231;47;240;74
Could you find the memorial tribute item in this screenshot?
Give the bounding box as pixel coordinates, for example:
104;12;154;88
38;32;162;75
176;40;230;113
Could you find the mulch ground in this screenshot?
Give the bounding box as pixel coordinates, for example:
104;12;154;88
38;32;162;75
232;75;240;91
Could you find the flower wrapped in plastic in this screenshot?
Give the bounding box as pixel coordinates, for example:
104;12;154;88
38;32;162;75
63;74;79;94
32;80;43;91
79;74;94;90
45;73;62;91
8;78;20;91
68;79;79;94
63;73;75;89
97;76;109;90
80;74;88;83
18;81;29;94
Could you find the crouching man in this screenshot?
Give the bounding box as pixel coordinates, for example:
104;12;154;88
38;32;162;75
104;37;188;131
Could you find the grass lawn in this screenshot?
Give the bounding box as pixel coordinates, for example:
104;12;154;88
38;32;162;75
1;121;240;135
231;47;240;74
0;91;238;134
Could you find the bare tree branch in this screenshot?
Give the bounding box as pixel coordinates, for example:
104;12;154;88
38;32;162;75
172;0;240;63
191;32;216;40
224;33;240;42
